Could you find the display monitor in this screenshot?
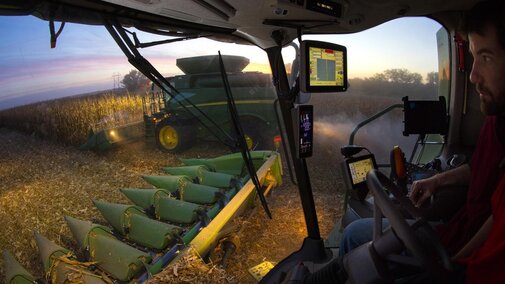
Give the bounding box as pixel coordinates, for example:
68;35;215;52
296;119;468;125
300;40;347;93
294;104;313;158
345;154;377;189
403;96;448;136
341;153;377;201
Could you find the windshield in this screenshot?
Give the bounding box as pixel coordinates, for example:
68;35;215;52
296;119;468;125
283;17;448;168
0;14;449;283
0;16;271;111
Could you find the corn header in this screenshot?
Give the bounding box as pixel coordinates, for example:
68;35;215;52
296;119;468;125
4;151;282;283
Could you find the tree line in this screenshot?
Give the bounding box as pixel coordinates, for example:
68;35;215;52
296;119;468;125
121;68;438;92
368;68;438;85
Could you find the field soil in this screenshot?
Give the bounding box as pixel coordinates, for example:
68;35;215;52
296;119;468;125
0;127;345;283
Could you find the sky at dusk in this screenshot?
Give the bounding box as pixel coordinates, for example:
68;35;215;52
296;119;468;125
0;15;442;110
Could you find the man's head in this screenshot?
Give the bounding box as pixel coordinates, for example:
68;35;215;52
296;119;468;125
466;0;505;115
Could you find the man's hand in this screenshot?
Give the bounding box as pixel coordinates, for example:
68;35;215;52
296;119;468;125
409;175;439;207
408;164;470;208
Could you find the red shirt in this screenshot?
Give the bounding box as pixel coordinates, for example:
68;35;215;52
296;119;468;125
436;116;505;255
464;176;505;283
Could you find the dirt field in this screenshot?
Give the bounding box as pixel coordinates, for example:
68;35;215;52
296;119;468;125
0;127;345;283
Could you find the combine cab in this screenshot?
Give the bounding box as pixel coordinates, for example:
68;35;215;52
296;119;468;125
1;0;487;282
82;55;279;153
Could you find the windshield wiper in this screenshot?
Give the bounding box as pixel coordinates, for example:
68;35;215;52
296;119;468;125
218;51;272;219
104;18;236;148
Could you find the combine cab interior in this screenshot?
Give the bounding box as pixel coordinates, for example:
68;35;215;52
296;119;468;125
0;0;494;283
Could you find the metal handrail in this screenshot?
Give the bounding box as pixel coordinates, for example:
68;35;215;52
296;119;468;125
348;104;403;145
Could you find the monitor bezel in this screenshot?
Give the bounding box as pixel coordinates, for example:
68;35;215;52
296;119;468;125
300;40;348;93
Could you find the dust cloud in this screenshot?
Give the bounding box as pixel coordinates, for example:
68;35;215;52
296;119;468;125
311;112;417;169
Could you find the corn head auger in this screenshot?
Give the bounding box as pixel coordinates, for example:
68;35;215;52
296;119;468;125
3;151;282;283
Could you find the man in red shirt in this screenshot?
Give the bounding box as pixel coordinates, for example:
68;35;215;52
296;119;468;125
447;2;505;282
411;0;505;256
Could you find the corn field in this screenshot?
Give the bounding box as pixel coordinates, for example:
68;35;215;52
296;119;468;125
0;92;144;146
0;80;409;149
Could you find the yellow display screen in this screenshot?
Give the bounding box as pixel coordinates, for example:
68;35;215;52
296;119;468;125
348;157;375;185
308;46;345;87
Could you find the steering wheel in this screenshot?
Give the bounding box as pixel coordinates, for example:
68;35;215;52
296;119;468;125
367;169;453;278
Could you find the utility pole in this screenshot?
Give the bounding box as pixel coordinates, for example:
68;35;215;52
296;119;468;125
112;72;121;94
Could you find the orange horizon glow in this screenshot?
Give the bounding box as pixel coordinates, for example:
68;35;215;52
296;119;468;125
243;62;272;74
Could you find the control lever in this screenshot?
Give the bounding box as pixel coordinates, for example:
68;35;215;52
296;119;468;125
390;146;407;194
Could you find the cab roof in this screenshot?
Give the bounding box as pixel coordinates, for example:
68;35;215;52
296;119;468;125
0;0;482;48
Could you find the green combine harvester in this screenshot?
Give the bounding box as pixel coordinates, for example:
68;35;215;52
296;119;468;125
3;151;282;283
80;55;280;153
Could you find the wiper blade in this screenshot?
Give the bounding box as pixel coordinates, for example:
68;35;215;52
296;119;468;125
218;51;272;219
104;18;235;148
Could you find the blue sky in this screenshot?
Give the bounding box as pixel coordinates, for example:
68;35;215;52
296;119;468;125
0;15;443;110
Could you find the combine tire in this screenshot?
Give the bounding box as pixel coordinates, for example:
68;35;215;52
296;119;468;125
155;120;194;153
242;120;273;151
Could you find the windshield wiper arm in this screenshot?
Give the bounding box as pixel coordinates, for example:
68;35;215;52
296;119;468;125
218;51;272;219
103;18;235;148
123;28;205;49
